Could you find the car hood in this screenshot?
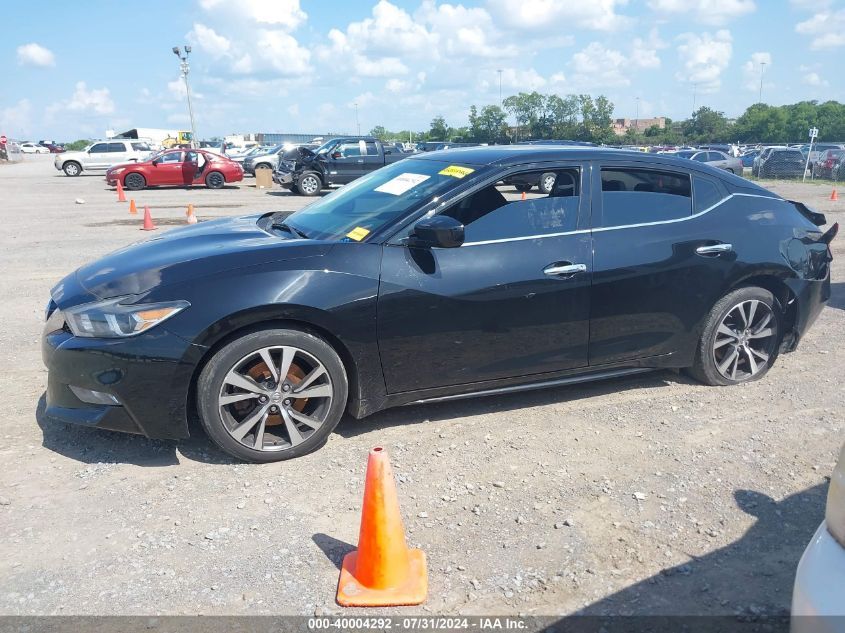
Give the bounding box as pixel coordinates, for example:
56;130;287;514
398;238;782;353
60;214;329;303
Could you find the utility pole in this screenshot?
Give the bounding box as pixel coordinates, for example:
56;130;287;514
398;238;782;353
692;83;698;113
354;102;360;135
497;69;503;105
635;97;640;133
759;61;767;103
172;46;197;148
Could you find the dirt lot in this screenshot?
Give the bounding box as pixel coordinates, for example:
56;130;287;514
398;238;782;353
0;154;843;617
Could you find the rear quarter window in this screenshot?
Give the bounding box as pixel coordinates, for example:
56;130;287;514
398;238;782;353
693;176;726;213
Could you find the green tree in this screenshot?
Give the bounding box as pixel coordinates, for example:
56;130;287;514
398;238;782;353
428;116;449;141
468;104;508;143
369;125;387;140
65;139;91;151
682;106;730;142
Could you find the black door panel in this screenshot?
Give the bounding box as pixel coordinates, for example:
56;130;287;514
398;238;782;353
378;235;592;393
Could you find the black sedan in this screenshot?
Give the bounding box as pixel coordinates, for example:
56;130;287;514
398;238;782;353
41;147;836;462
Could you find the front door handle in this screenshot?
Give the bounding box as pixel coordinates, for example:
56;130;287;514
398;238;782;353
696;243;733;256
543;263;587;276
357;159;364;163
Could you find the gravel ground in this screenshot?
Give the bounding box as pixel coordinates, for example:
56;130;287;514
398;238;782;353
0;155;842;617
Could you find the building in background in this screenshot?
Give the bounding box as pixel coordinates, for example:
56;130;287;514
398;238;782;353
612;117;667;136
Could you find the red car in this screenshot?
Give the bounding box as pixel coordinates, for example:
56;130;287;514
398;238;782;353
105;149;243;190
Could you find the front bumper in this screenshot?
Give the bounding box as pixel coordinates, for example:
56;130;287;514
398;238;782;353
791;522;845;629
41;323;204;440
272;170;293;186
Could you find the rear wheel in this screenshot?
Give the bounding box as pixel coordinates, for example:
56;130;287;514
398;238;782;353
205;171;225;189
297;172;321;196
688;287;781;386
514;184;532;193
197;328;348;463
538;172;557;194
124;172;146;191
63;161;81;176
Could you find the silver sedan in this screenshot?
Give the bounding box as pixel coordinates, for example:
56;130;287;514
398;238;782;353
690;150;744;174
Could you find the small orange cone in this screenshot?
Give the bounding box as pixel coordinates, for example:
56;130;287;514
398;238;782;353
521;191;527;201
336;447;427;607
128;199;138;215
141;205;157;231
832;189;839;201
116;179;126;202
186;204;197;224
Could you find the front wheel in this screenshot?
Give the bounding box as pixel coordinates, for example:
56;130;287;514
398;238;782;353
124;172;146;190
196;328;348;463
205;171;225;189
687;286;782;386
63;161;81;176
296;172;321;196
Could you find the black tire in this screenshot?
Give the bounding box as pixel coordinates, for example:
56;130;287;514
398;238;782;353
254;163;271;171
538;172;557;194
205;171;225;189
725;168;735;174
514;184;532;193
687;286;782;386
296;172;322;196
124;172;146;190
197;327;348;463
63;161;82;177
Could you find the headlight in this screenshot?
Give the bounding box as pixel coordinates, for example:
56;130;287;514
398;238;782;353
110;167;126;175
826;442;845;547
63;297;189;338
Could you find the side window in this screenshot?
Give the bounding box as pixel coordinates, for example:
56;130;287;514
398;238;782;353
692;152;708;162
693;176;725;213
336;142;360;158
442;168;581;242
108;142;126;152
131;142;150;151
158;152;183;164
600;168;691;228
364;141;378;155
90;143;109;153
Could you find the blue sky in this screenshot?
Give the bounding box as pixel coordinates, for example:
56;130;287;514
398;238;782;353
2;0;843;141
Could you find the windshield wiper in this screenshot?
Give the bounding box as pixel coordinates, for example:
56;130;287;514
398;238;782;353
271;221;310;240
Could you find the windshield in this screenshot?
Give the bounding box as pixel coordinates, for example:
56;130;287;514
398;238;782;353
283;158;484;242
314;139;339;154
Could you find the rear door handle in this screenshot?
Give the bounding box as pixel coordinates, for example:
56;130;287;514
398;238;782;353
696;243;733;256
543;263;587;276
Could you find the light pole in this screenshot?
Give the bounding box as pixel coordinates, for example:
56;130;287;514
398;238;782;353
692;83;698;113
497;69;503;105
635;97;640;134
759;61;766;104
172;46;197;148
354;102;360;135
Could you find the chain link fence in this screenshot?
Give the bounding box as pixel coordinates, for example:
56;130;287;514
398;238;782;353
746;145;844;183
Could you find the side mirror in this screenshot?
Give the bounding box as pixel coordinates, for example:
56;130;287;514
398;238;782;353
151;159;159;166
409;215;464;249
331;151;342;159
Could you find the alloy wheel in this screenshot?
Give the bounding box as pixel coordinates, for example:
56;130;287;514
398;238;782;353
301;176;319;195
712;299;777;381
542;174;556;192
218;345;333;452
208;172;224;187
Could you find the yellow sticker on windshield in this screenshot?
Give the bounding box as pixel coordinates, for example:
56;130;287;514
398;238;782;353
346;226;371;241
438;165;475;178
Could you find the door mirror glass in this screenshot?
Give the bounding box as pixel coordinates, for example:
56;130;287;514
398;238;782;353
410;215;464;249
331;151;342;159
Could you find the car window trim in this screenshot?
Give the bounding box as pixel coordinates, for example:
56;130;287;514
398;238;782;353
383;161;591;246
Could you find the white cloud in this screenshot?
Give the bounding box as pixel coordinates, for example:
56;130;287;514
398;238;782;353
741;51;772;92
256;30;312;76
799;65;830;87
198;0;307;30
16;42;55;67
569;33;665;88
796;10;845;49
0;99;33;137
675;30;733;92
648;0;755;24
487;0;631;32
415;1;518;58
187;23;231;59
66;82;115;114
287;103;300;117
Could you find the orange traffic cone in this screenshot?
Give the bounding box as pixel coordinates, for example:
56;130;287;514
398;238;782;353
116;179;126;202
141;205;157;231
128;199;138;215
832;189;839;201
336;447;427;607
186;204;197;224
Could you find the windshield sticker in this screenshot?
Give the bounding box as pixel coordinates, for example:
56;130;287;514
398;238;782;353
374;173;430;196
346;226;371;241
438;165;475;178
